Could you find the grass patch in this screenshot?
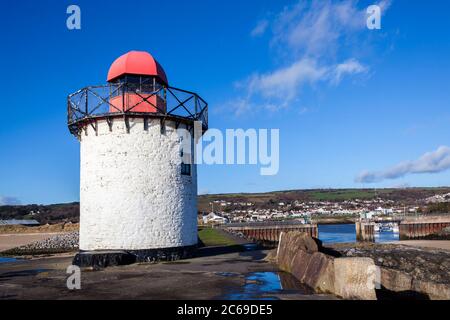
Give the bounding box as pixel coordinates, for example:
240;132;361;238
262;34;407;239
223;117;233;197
198;227;236;247
308;189;388;201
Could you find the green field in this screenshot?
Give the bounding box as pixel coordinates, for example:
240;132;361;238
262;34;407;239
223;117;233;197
198;227;236;247
308;189;389;201
197;187;450;212
1;188;449;225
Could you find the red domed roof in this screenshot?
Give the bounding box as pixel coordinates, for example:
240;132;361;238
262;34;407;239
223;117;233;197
107;51;168;85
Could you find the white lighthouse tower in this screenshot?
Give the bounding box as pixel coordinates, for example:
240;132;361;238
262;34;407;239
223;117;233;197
68;51;208;266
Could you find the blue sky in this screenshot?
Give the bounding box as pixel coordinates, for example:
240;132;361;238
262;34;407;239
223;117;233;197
0;0;449;205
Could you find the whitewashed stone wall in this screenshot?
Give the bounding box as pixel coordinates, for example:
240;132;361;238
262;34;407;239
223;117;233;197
79;118;197;251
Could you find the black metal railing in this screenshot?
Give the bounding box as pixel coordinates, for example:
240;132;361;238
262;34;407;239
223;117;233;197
67;83;208;136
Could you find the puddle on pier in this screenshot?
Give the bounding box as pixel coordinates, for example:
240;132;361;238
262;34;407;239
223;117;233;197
0;257;19;264
241;243;259;251
215;272;239;277
220;271;312;300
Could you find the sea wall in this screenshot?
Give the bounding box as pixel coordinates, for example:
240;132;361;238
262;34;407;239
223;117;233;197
276;231;377;300
400;218;450;240
275;231;450;300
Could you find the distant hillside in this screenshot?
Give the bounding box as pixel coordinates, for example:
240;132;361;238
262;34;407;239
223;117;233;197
0;203;79;224
197;187;450;212
1;187;449;224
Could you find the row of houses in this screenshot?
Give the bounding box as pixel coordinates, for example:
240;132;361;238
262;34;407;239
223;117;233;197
201;204;421;225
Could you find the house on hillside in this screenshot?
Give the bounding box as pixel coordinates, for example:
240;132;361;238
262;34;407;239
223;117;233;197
202;212;229;225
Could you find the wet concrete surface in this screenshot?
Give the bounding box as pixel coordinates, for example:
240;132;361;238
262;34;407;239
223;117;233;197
0;245;334;300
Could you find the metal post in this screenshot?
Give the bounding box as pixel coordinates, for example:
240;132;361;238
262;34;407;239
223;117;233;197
85;90;88;115
122;84;126;112
194;96;198;117
164;86;167;114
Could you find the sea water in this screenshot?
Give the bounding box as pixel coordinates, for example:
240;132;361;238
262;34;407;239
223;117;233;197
318;224;399;243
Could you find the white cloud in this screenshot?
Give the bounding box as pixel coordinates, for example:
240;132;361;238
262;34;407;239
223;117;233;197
251;20;269;37
246;58;328;103
378;0;392;13
299;107;309;115
272;0;391;56
233;57;367;114
0;196;21;206
230;0;388;115
331;58;368;84
356;146;450;183
272;0;365;57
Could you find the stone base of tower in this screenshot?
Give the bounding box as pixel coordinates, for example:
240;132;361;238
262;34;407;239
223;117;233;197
73;245;197;268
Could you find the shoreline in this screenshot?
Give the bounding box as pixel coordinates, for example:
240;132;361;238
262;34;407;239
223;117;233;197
392;240;450;251
0;233;66;252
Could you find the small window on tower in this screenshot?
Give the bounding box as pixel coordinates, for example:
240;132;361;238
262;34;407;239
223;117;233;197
181;163;191;176
179;132;192;176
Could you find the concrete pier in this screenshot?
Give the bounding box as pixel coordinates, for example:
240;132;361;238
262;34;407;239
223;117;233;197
221;222;318;245
399;217;450;240
355;221;375;242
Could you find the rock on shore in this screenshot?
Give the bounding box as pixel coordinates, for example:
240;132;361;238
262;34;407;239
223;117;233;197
1;232;79;255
